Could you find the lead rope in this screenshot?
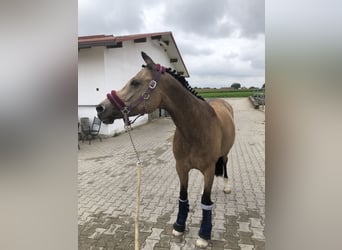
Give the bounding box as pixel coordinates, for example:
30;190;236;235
122;89;150;250
124;123;142;250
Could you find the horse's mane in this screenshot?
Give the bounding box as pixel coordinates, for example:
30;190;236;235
165;67;205;101
142;64;204;101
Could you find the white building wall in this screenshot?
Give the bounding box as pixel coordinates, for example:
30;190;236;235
78;37;173;136
78;46;105;105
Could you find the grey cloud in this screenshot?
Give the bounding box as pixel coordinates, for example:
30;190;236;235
79;0;264;39
226;0;265;37
188;58;262;79
223;51;240;59
164;0;237;38
177;41;216;56
237;54;265;70
78;0;149;35
163;0;264;39
78;0;265;87
192;66;260;78
251;57;265;70
239;44;265;70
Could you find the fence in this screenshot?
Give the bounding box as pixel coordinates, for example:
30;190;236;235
249;89;265;109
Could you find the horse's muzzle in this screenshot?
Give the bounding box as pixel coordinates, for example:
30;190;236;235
96;103;123;124
96;104;105;114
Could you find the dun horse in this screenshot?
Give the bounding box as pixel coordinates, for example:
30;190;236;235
96;52;235;248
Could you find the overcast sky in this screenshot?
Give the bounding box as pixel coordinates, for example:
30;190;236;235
79;0;264;88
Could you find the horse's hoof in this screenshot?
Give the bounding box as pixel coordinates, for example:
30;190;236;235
172;229;184;237
224;187;231;194
196;237;209;248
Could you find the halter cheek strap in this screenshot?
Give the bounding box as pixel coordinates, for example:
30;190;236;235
107;64;166;126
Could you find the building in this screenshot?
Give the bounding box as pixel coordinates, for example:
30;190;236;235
78;31;189;135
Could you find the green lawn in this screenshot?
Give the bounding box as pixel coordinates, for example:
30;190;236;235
195;89;257;98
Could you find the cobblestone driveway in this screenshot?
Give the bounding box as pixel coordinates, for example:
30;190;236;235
78;98;265;250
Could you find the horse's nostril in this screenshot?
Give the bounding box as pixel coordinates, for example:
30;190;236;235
96;105;105;113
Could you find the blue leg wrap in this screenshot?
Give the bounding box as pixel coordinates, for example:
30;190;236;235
198;204;213;240
173;199;189;232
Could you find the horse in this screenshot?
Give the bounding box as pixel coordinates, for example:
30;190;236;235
96;52;235;248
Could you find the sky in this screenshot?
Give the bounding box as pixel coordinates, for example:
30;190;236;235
78;0;265;88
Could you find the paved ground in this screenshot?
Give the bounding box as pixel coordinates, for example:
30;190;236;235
78;98;265;250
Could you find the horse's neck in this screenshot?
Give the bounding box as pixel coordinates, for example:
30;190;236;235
160;76;214;139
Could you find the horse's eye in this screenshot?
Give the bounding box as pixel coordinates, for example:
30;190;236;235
131;80;140;87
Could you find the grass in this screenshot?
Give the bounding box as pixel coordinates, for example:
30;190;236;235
195;89;259;98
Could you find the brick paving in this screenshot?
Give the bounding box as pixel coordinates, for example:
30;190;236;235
78;98;265;250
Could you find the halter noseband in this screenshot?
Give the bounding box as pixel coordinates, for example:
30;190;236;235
107;64;166;126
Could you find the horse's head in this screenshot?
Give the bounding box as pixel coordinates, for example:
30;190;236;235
96;52;164;125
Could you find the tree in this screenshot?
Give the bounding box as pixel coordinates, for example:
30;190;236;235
231;83;241;89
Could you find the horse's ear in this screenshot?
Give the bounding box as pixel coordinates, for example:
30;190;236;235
141;51;156;69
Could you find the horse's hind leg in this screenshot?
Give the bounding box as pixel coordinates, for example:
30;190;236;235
196;168;215;248
172;164;189;236
223;155;231;194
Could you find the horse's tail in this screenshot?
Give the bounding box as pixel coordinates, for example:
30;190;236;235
215;157;224;176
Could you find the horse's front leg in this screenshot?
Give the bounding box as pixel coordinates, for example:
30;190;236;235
172;164;189;236
196;168;215;248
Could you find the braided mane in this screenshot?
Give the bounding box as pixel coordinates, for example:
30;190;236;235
165;67;205;101
142;65;204;101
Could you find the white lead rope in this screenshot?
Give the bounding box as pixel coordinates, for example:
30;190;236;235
135;161;142;250
125;125;142;250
